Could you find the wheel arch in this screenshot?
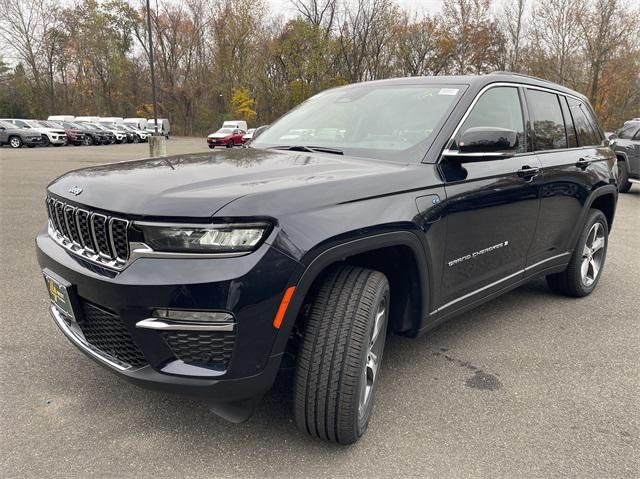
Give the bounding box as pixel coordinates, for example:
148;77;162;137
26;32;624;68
272;231;431;354
571;185;617;247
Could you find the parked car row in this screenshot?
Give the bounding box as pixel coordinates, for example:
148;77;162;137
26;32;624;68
0;115;173;148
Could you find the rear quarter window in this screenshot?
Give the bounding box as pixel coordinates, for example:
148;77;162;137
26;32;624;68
567;97;600;146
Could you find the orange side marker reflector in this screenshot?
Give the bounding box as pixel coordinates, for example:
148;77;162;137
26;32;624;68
273;286;296;329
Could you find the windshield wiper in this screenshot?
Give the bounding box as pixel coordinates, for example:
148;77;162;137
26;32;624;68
269;145;343;155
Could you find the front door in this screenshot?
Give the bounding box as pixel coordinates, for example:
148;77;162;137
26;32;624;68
437;85;541;310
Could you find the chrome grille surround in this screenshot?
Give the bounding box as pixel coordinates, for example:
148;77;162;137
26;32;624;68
46;196;130;270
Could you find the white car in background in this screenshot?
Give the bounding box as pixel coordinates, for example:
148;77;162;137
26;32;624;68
0;118;67;146
120;124;149;142
242;128;256;142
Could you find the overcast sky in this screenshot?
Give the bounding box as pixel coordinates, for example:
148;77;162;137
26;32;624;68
268;0;445;17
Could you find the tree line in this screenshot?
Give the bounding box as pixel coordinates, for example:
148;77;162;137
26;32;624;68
0;0;638;134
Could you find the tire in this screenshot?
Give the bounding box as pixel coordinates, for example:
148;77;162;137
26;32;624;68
546;209;608;297
92;136;101;146
617;160;632;193
226;139;234;148
41;134;50;147
9;136;23;148
83;136;92;146
209;145;215;149
294;265;390;445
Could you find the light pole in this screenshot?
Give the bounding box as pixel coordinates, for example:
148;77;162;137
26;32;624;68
146;0;165;156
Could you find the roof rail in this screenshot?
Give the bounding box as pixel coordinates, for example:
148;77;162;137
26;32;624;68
491;71;555;85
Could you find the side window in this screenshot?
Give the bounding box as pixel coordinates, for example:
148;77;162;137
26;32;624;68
560;96;578;148
15;120;29;128
567;98;599;146
454;86;525;153
527;89;567;151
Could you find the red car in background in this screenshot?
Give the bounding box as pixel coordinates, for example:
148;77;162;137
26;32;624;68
207;127;246;148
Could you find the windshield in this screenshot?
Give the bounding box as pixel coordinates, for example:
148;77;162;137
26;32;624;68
215;128;233;135
252;84;465;162
64;122;82;129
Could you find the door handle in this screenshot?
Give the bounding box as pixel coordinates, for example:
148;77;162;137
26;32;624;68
517;165;539;180
576;157;590;169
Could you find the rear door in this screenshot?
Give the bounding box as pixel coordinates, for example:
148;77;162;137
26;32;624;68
437;85;541;310
525;90;607;268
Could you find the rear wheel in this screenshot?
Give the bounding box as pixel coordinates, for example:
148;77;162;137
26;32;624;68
9;136;23;148
294;265;390;445
617;160;632;193
546;209;608;297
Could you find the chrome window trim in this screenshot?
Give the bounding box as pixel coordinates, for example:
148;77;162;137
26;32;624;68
439;81;589;163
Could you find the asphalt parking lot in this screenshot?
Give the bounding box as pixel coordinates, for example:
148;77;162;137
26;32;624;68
1;139;638;478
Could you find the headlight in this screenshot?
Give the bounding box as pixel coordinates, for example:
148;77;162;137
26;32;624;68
140;223;271;253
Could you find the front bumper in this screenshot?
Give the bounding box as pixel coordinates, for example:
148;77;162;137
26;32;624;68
36;226;301;402
25;137;44;145
49;135;67;145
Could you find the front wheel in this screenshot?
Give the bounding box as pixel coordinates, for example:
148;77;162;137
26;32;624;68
9;136;23;148
226;139;234;148
41;135;50;147
546;209;608;297
294;265;390;444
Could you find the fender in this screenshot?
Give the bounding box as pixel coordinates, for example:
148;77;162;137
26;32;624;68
568;184;618;249
614;151;631;174
270;230;431;354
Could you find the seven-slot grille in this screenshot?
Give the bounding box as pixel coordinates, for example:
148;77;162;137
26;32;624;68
46;196;130;267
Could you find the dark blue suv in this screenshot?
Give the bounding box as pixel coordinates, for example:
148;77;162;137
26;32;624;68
37;73;618;444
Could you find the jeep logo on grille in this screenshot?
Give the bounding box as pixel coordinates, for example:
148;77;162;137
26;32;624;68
68;185;83;196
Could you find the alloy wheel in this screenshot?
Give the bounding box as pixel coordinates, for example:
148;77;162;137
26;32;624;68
358;296;387;418
581;222;605;286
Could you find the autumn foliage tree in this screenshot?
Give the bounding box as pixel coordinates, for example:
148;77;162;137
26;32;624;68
0;0;638;133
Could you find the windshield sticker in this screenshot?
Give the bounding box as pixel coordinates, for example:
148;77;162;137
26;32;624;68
438;88;459;96
448;241;509;267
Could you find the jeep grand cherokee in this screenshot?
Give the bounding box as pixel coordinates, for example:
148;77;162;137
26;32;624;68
36;73;618;444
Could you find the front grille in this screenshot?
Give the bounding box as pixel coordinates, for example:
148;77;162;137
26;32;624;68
46;196;130;269
79;300;148;369
163;331;235;369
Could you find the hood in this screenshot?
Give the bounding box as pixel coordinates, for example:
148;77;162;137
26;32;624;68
47;148;426;219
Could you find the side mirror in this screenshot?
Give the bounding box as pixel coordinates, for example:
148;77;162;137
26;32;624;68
459;127;518;153
443;127;518;162
607;133;617;140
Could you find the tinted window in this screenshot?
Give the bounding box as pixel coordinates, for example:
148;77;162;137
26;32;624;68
567;98;599;146
617;123;640;140
560;96;578;147
455;87;525;152
527;90;567;151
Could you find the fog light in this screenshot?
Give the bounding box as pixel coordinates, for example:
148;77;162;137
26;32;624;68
152;309;233;323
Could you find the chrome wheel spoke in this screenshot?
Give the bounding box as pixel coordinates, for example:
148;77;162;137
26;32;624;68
589;258;599;279
371;307;385;347
591;237;605;253
581;258;590;280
